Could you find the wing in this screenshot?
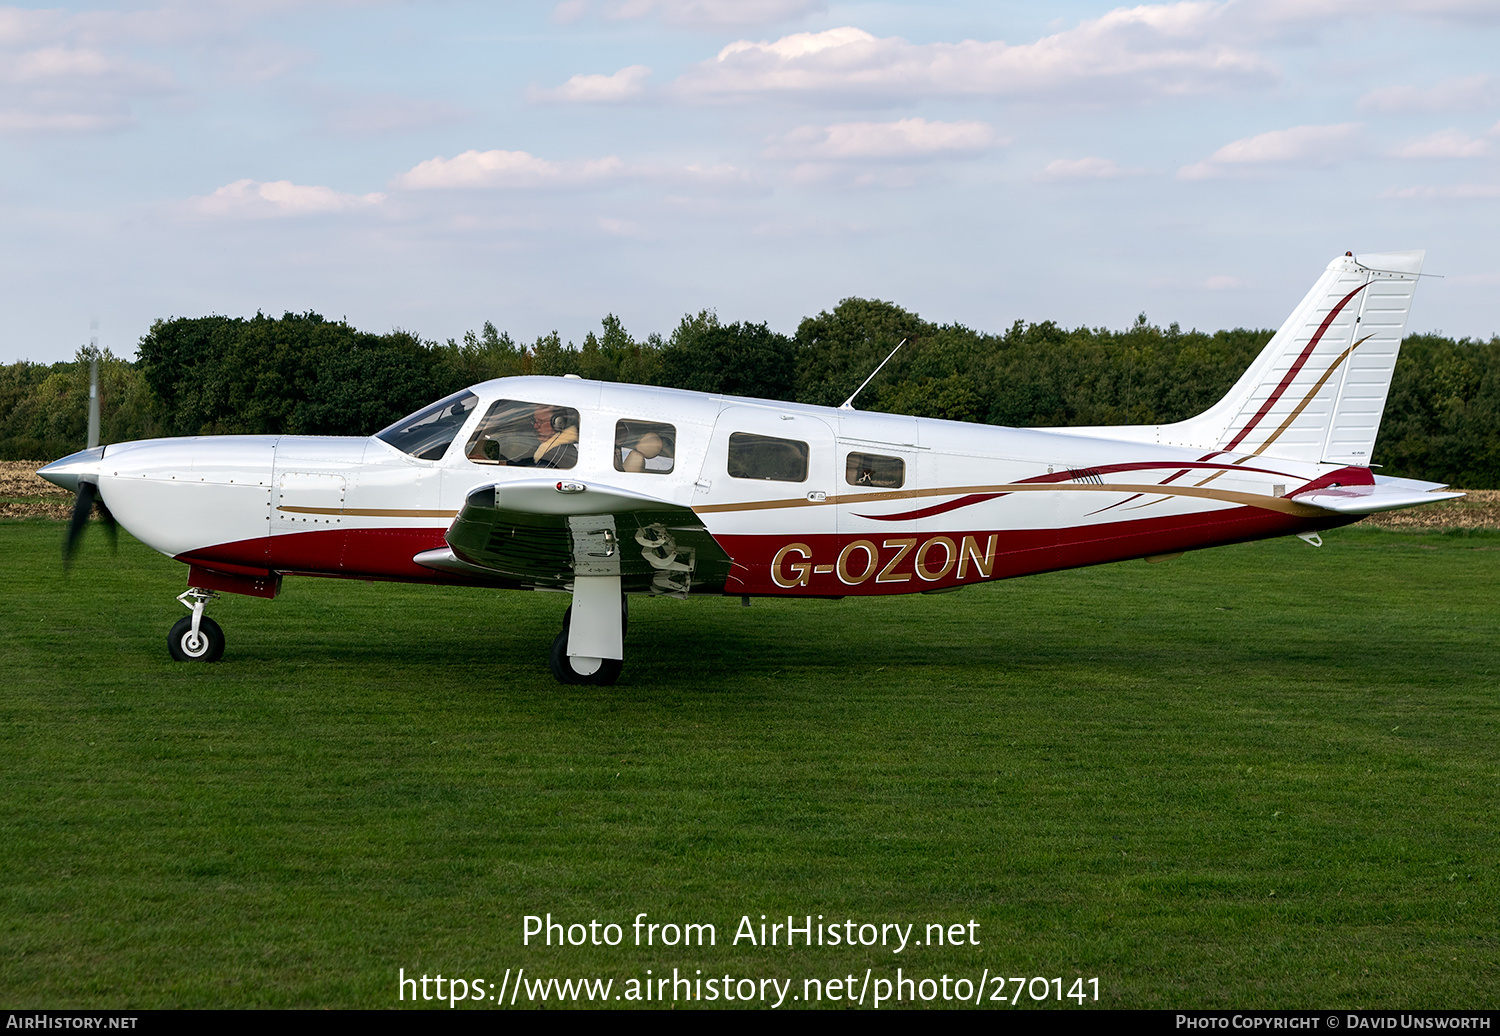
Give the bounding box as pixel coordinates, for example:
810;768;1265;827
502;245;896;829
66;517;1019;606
413;478;732;596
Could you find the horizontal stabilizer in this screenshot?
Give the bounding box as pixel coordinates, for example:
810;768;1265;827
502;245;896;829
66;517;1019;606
1292;475;1463;515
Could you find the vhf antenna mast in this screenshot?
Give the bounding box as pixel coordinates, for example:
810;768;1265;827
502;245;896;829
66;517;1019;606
839;338;907;411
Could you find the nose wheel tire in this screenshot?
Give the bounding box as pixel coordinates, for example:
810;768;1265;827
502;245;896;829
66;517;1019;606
168;615;225;662
549;631;623;685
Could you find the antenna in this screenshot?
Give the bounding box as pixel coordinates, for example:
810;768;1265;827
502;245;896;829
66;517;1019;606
839;338;907;411
87;320;100;450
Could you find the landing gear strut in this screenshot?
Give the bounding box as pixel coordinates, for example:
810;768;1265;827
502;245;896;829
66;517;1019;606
168;587;224;662
548;578;626;685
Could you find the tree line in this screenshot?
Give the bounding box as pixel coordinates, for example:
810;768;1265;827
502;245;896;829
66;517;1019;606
2;303;1496;488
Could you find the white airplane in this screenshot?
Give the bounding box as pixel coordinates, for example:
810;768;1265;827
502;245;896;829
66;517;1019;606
40;250;1460;684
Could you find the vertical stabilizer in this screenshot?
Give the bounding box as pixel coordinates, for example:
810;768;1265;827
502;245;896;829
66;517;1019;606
1057;251;1424;466
1197;250;1423;464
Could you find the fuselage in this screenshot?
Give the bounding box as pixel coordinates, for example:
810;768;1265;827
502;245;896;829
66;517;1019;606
44;375;1364;598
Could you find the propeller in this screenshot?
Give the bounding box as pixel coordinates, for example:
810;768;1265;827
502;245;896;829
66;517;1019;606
62;339;117;569
64;480;117;569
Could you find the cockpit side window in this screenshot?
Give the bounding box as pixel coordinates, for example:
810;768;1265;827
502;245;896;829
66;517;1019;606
464;399;580;469
375;390;478;461
615;420;676;474
728;432;808;482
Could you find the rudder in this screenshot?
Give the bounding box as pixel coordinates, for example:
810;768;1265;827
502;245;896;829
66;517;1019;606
1180;250;1424;464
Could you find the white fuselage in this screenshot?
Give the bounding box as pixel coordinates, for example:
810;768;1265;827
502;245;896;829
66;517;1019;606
69;376;1356;598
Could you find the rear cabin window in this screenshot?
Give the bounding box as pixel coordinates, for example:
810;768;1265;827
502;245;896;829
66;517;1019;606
728;432;808;483
615;420;676;474
375;390;478;461
463;399;580;469
845;451;905;488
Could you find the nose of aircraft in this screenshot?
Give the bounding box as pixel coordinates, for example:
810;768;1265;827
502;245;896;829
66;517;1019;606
37;445;106;493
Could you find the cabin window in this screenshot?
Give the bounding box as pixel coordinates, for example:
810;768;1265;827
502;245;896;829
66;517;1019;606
727;432;808;483
463;399;580;469
615;420;676;474
845;451;905;489
375;390;478;461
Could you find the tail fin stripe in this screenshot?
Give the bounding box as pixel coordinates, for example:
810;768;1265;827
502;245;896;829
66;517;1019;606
1252;332;1376;456
1222;281;1368;451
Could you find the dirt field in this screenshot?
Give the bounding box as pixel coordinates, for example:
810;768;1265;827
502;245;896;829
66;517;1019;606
1;461;74;519
4;459;1497;527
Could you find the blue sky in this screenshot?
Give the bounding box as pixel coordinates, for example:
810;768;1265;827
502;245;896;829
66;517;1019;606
3;0;1498;364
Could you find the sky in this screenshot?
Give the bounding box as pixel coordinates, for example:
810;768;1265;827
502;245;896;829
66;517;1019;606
2;0;1498;364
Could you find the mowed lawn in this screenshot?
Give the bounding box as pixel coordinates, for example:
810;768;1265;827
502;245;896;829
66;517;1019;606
1;519;1495;1009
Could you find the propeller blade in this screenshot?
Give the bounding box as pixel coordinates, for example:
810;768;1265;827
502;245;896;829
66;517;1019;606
63;481;98;569
98;498;118;551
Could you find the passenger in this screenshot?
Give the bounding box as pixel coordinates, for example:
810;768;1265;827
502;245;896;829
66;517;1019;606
621;431;666;473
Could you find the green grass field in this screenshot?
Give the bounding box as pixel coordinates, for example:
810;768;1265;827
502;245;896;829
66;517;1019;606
1;519;1496;1009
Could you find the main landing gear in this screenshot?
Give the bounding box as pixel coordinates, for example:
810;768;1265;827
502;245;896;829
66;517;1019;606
548;578;627;686
168;587;224;662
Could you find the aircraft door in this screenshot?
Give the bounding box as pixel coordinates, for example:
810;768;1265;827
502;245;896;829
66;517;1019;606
833;414;926;595
696;406;836;595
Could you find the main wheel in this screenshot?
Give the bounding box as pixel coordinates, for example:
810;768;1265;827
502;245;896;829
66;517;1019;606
549;631;623;686
168;616;225;662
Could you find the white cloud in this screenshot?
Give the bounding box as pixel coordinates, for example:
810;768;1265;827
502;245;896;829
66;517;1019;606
1034;156;1148;182
183;179;386;218
0;37;174;134
315;92;469;136
1203;275;1250;289
1359;75;1493;113
1241;0;1500;27
1178;122;1363;179
393;150;628;190
766;118;1000;160
671;10;1275;102
604;0;825;27
1382;183;1500;199
0;109;128;132
597;216;639;236
1390;129;1489;159
530;65;651;104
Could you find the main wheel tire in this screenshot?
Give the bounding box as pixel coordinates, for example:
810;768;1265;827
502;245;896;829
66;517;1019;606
548;631;623;686
168;615;225;662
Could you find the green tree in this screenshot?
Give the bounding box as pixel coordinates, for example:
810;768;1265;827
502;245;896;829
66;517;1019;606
660;312;796;399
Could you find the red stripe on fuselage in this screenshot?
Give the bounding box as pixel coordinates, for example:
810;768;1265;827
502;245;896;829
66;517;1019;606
719;505;1355;596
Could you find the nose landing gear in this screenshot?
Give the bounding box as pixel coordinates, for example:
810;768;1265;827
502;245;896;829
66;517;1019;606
169;588;225;662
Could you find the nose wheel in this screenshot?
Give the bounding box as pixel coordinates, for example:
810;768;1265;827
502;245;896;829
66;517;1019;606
169;587;225;662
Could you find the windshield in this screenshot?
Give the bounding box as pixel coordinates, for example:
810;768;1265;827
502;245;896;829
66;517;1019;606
375;390;478;460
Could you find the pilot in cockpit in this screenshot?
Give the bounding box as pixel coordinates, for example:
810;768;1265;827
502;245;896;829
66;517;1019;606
465;400;579;469
525;405;579;468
